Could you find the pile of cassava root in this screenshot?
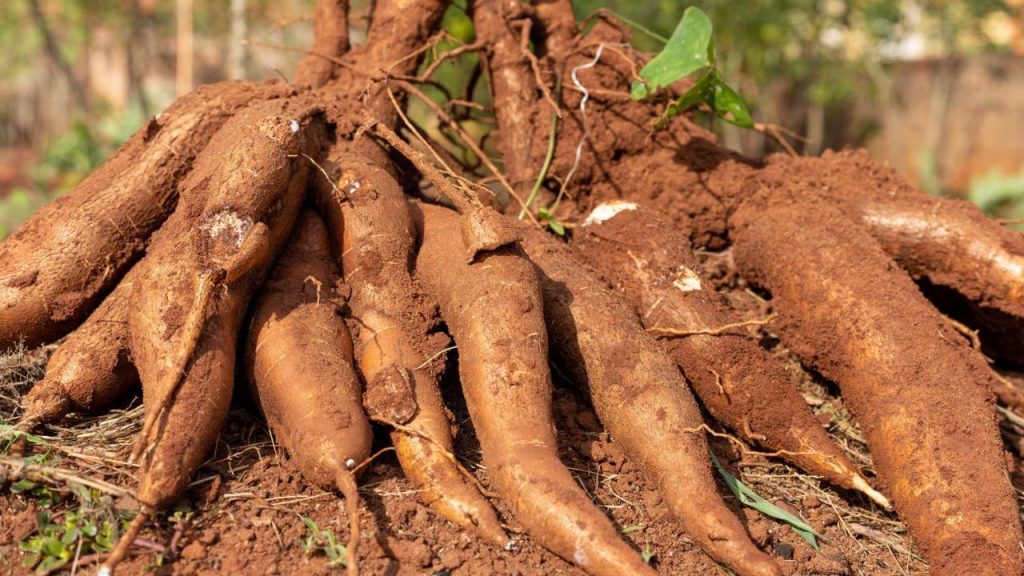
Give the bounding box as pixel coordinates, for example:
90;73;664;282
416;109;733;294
2;0;1023;574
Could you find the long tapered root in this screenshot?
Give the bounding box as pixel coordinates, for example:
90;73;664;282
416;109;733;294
129;268;218;465
317;152;511;548
731;189;1023;576
130;100;325;513
0;81;296;350
336;470;361;576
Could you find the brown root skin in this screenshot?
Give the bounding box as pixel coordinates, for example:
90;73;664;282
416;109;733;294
246;210;370;576
357;309;510;548
19;264;141;431
293;0;349;88
0;80;295;350
533;0;578;62
473;0;542;195
414;203;655;576
747;151;1024;363
731;190;1023;576
127;99;324;512
316;152;509;547
858;198;1024;311
245;209;373;487
517;225;782;576
365;121;520;260
317;0;449;151
856;197;1024;361
572;202;887;508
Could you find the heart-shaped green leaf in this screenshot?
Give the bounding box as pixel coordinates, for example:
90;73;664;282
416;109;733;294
635;6;714;98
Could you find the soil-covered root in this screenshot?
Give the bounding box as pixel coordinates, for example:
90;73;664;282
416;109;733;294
0;80;295;350
854;197;1024;362
413;202;655;576
314;153;509;547
730;189;1024;576
748;151;1024;363
17;264;140;438
293;0;349;88
518;225;783;576
245;209;371;575
572;201;888;508
100;99;325;574
357;308;514;547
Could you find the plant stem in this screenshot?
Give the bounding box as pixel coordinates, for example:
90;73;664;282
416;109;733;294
519;74;563;220
607;11;669;44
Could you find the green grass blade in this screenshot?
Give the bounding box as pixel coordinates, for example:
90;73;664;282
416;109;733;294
710;451;820;548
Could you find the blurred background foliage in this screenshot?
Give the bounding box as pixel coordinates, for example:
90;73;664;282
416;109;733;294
1;0;1023;239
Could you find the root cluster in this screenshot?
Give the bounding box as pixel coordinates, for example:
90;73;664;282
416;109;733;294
2;1;1023;575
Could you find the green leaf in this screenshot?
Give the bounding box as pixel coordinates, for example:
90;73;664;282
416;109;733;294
10;479;39;493
710;451;820;548
621;524;645;534
672;69;716;113
635;6;714;98
656;69;716;128
641;543;655;564
94;523;114;551
36;511;52;530
710;76;754;128
22;553;40;569
630;81;650;100
537;206;566;236
41;536;65;557
19;537;42;554
37;554;69;574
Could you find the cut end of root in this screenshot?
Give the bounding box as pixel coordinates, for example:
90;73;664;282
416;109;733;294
581;201;638;226
461;208;521;261
852;473;891;509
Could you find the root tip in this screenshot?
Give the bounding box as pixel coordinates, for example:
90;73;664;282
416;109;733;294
852;474;891;509
100;507;150;575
